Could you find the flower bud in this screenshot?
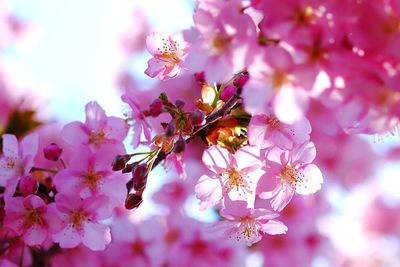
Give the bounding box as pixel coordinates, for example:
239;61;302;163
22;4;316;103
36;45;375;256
149;99;163;117
175;99;185;109
43;143;63;161
174;136;186;154
132;164;148;191
233;73;249;87
112;155;128;171
194;72;205;84
220;85;236;102
165;121;176;137
19;175;38;196
188;111;205;126
125;193;143;210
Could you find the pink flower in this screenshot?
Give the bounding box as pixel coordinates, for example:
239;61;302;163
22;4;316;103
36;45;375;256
0;133;38;196
184;4;257;83
62;101;128;151
257;141;323;211
145;32;188;80
212;198;287;246
248;114;311;150
242;46;309;123
53;145;127;207
195;145;264;209
51;194;112;251
121;93;152;148
4;195;52;246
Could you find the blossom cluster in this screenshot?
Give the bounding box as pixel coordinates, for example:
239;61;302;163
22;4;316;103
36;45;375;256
1;0;400;266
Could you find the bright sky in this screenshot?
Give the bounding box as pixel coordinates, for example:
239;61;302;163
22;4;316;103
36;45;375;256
8;0;193;121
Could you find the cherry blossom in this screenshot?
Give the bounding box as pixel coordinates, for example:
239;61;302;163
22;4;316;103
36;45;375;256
248;113;311;150
195;145;264;209
212;198;287;246
51;194;112;251
62;101;128;152
53;145;127;207
4;195;52;246
145;32;188;80
257;141;323;211
0;133;38;196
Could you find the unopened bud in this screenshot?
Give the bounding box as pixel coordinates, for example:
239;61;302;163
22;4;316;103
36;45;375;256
165;121;176;137
112;155;131;171
149;99;163;117
174;136;186;154
194;72;205;84
233;73;249;87
125;193;143;210
220;85;236;102
132;164;148;191
43;143;63;161
19;175;38;196
175;100;185;109
188;111;205;126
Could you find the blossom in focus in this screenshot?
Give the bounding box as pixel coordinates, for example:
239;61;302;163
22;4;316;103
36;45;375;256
212;198;287;246
51;194;112;251
4;195;52;246
53;145;127;207
62;101;128;152
257;141;323;211
195;145;264;209
145;32;188;80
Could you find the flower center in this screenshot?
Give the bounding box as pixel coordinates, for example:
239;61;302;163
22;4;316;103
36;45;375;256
83;171;102;190
266;116;281;129
280;166;301;185
222;168;247;192
237;217;260;241
89;130;107;146
157;38;182;65
272;71;290;90
24;209;43;228
293;6;315;25
212;35;231;53
69;211;87;230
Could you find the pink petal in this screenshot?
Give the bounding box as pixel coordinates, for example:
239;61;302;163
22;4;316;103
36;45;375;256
82;222;111;251
1;134;18;157
291;141;316;165
24;225;47;246
52;225;82;248
144;58;165;78
221;198;249;219
296;164;323;195
261;220;288;235
20;132;39;159
24;195;45;209
85;101;107;131
195;175;222;207
62;121;89;146
202;146;232;174
270;182;295;211
146;32;168;55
